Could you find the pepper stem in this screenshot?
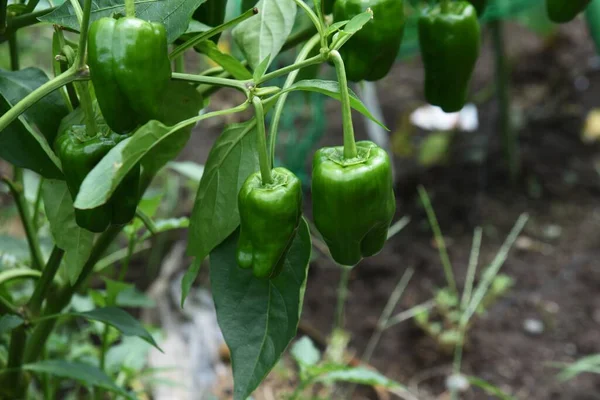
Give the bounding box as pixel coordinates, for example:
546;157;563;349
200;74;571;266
125;0;135;18
252;97;273;185
329;50;357;159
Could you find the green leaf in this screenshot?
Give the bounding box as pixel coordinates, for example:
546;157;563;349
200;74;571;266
0;315;24;335
210;218;312;400
233;0;297;70
168;161;205;183
0;68;67;179
39;0;207;43
75;307;161;351
331;9;373;50
291;336;321;367
42;179;94;285
316;366;406;390
195;41;252;80
276;79;388;130
467;376;516;400
253;55;271;81
187;121;259;261
180;258;202;307
74;83;205;211
22;360;135;399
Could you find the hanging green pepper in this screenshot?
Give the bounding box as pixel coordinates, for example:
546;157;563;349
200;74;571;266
236;168;303;279
333;0;405;82
312;141;396;266
546;0;591;23
193;0;227;43
418;2;481;113
88;16;171;134
54;119;140;233
467;0;487;16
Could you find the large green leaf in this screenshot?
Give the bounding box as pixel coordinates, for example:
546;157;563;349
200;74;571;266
74;307;161;350
0;68;68;178
22;360;135;399
186;120;259;261
42;179;94;285
39;0;207;43
233;0;297;70
195;41;253;80
74;82;204;210
210;218;311;400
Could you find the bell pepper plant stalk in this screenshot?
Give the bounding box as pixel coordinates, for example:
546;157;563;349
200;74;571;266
252;96;273;184
291;0;327;49
8;32;18;70
170;7;258;60
0;172;45;271
329;50;357;158
0;0;7;34
490;19;519;182
125;0;135;18
268;34;321;166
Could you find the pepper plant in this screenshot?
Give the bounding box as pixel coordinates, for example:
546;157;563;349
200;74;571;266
0;0;411;398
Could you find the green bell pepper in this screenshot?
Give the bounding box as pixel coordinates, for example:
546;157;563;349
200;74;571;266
312;141;396;266
237;167;303;278
54;120;140;233
333;0;405;82
546;0;591;23
88;16;171;134
418;2;481;113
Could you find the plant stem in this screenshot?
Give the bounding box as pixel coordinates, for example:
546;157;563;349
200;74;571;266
76;0;93;69
252;97;273;185
32;178;44;232
1;171;45;271
99;324;110;370
118;234;136;282
171;72;250;92
75;81;98;137
23;226;123;365
334;265;351;330
417;186;458;296
329;50;357;159
268;34;320;166
9;32;18;70
460;227;482;311
28;246;65;316
4;326;27;396
291;0;326;49
491;19;518;182
0;66;79;134
68;0;83;25
169;7;258;60
0;0;7;34
6;7;55;31
125;0;135;18
257;53;323;85
25;0;40;13
363;268;414;363
0;295;19;315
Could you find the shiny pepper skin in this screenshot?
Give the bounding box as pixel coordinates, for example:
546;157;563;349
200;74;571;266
54;122;140;233
312;141;396;266
546;0;591;23
333;0;405;82
88;17;171;134
237;168;303;279
418;2;481;113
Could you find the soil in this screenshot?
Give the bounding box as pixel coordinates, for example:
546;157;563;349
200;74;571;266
182;19;600;400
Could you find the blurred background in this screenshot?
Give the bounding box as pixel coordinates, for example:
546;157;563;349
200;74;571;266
2;0;600;399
